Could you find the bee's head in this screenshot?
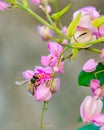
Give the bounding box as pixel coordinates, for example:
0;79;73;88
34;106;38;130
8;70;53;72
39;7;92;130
31;76;39;83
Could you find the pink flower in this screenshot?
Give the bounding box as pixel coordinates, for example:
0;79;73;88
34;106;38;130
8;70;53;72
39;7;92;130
73;6;100;29
41;54;58;67
48;42;63;56
34;66;53;83
0;1;9;11
31;0;41;5
41;42;64;73
35;83;52;101
99;25;104;37
37;25;53;41
34;77;60;101
72;6;100;41
22;67;60;101
82;59;98;72
90;79;100;96
80;96;102;123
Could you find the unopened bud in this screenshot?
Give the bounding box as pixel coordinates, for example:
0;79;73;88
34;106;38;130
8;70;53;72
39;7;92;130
80;96;102;123
37;25;53;41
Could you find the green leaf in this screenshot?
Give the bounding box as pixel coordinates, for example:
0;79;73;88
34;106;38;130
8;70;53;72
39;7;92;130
78;62;104;86
77;116;82;122
91;16;104;28
22;0;28;8
78;124;100;130
8;0;16;4
68;12;81;36
51;3;71;20
72;48;78;60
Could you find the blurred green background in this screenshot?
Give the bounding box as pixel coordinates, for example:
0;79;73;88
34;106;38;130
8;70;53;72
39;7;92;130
0;0;104;130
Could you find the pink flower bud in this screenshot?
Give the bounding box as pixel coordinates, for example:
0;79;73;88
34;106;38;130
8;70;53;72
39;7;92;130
99;25;104;37
31;0;41;5
46;5;51;13
35;83;52;101
80;96;102;123
37;26;53;41
90;79;100;96
82;59;98;72
0;1;9;11
61;26;68;35
62;39;68;45
50;78;60;93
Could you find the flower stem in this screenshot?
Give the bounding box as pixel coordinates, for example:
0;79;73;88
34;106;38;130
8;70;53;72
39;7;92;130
85;37;104;46
40;101;47;130
43;2;54;25
87;47;101;54
62;52;73;61
60;46;70;57
16;2;71;42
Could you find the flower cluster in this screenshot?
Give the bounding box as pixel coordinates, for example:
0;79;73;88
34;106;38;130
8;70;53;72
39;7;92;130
22;66;60;101
22;41;64;102
4;0;104;129
79;49;104;129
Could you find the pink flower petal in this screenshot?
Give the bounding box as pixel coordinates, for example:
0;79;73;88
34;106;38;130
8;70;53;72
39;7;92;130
100;48;104;60
99;25;104;37
61;26;68;35
22;70;34;80
82;59;98;72
0;1;9;11
48;42;63;56
35;83;52;101
93;114;104;126
44;66;53;74
53;62;64;73
90;79;100;96
73;6;99;30
31;0;41;5
41;55;50;66
73;6;99;19
46;5;51;13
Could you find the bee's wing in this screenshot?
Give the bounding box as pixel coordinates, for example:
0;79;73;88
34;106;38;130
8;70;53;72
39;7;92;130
15;80;28;86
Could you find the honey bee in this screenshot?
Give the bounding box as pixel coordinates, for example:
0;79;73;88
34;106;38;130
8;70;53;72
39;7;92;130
15;76;39;95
